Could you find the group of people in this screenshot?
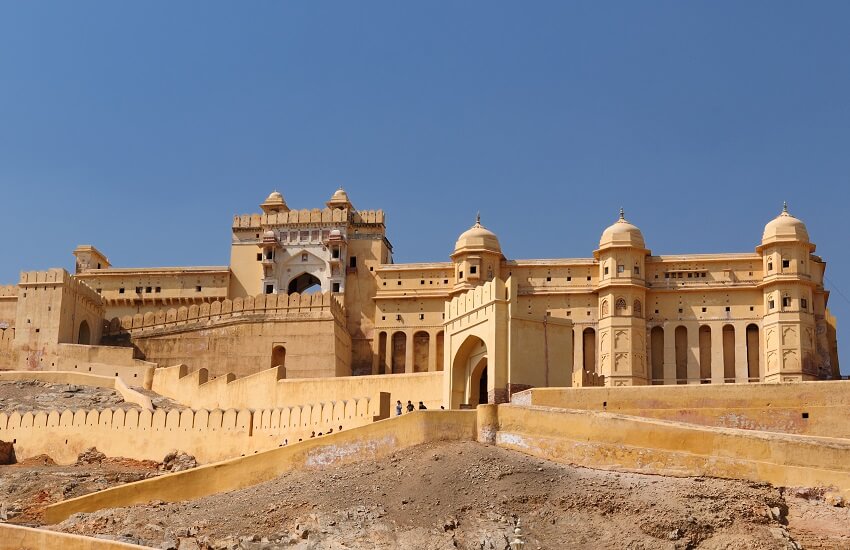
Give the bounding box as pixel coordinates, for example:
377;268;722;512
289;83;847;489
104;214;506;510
396;399;427;415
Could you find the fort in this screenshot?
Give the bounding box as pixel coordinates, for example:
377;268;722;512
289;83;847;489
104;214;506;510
0;190;847;548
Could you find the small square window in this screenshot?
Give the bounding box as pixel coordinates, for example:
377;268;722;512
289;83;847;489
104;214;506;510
687;273;692;278
196;285;202;292
801;298;808;310
587;276;591;281
749;306;754;311
768;299;775;309
119;288;124;294
459;271;464;279
381;316;386;321
382;282;386;286
419;314;425;320
701;307;706;313
470;266;477;274
349;256;357;268
257;253;263;261
768;262;773;271
145;286;152;293
725;306;730;312
566;276;572;282
782;259;790;269
420;280;425;285
782;297;791;307
397;281;402;286
546;276;551;282
586;311;590;316
444;279;449;284
604;267;609;275
332;283;340;292
654;309;659;314
301;253;308;262
617;265;624;273
634;266;640;275
155;287;161;293
135;286;142;294
678;308;683;314
265;284;274;294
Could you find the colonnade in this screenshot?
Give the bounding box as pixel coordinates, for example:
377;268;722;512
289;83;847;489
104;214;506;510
375;329;445;374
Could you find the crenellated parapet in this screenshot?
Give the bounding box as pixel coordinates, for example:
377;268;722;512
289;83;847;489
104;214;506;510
446;278;505;322
232;208;385;230
104;291;346;337
19;268;102;306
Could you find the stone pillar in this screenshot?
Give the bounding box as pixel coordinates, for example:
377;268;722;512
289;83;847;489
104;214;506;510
711;324;724;384
428;331;438;372
384;333;393;375
735;322;748;383
405;331;415;374
573;326;584;385
663;326;676;385
687;323;700;384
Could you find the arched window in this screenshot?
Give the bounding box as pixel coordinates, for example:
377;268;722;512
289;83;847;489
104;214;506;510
601;300;609;317
615;297;627;312
633;299;642;318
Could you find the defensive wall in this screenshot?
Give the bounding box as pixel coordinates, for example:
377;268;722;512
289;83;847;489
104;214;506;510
0;393;389;465
0;523;151;550
151;364;444;411
103;292;351;379
524;381;850;438
46;400;850;524
231;208;385;229
0;284;16;329
0;370;153;410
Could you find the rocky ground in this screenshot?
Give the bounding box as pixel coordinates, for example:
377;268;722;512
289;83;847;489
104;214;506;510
0;380;182;411
48;440;850;550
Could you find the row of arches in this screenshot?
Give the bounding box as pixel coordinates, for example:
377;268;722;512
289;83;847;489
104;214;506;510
600;299;642;318
649;323;760;384
377;330;445;374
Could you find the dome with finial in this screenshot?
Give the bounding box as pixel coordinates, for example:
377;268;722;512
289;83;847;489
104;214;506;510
762;202;810;245
599;208;645;249
453;213;502;256
326;187;353;210
260;190;289;213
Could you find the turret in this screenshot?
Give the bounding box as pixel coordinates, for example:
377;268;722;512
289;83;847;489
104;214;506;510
593;209;649;386
451;214;503;294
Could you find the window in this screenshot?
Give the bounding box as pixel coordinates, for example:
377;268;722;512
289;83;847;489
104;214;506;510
397;281;402;285
567;276;572;282
300;231;309;242
145;286;152;293
332;248;340;259
196;285;202;292
768;262;773;271
615;298;627;311
135;286;143;294
96;288;102;294
749;306;754;311
419;314;425;320
546;276;551;282
782;259;790;269
634;266;640;275
782;296;791;307
332;282;340;292
119;288;125;294
768;299;775;310
701;307;706;313
687;273;692;278
801;298;808;310
725;306;730;312
586;276;591;281
459;271;464;279
617;265;624;274
301;253;308;262
678;308;683;314
604;267;609;275
257;253;263;261
155;287;161;293
470;266;477;274
349;256;357;268
633;300;642;317
265;284;274;294
444;279;448;284
420;280;424;285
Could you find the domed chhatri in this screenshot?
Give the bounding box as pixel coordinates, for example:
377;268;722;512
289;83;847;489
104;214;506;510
453;213;502;256
260;190;289;214
762;202;811;246
326;187;353;210
598;208;645;249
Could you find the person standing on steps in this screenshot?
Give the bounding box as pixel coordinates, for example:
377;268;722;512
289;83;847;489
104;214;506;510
418;401;427;410
406;400;414;413
396;400;403;416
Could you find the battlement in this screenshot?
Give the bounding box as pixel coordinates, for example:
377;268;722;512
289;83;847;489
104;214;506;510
18;268;102;305
104;291;346;337
446;278;506;321
0;284;17;297
232;208;385;230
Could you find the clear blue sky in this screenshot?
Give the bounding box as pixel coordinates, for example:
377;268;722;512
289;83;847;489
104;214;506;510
1;2;848;373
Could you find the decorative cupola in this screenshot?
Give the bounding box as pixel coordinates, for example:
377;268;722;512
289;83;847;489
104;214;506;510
451;213;503;292
326;188;354;210
260;191;290;214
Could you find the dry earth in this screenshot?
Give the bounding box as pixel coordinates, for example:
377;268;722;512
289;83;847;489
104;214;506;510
0;379;182;411
46;440;850;550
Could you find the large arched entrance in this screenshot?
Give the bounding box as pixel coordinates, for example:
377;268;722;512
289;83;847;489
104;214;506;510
450;336;488;409
77;320;91;345
287;273;321;294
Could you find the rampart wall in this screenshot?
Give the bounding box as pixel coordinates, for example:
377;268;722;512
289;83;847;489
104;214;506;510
232;208;385;229
526;381;850;438
0;523;150;550
151;364;444;411
103;292;350;379
0;393;389;465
